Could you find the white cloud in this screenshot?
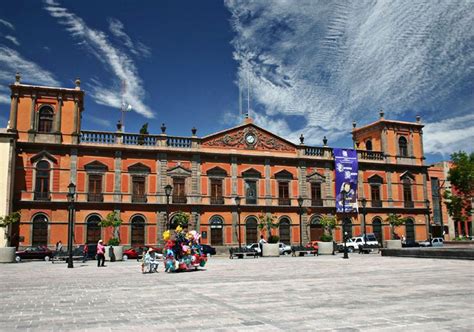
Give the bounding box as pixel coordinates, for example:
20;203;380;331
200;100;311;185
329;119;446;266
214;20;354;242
44;0;154;118
86;115;113;129
0;18;14;30
0;94;10;105
4;35;20;46
225;0;474;153
108;18;151;58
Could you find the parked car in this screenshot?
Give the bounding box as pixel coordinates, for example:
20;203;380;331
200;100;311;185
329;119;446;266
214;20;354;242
200;244;216;256
123;247;146;261
278;242;292;255
15;246;54;262
337;235;379;253
246;243;261;254
419;237;444;247
402;240;420;248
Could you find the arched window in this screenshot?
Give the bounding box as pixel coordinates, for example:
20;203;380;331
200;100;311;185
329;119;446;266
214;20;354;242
372;218;383;244
343;217;352;239
310;215;324;241
246;217;258;244
398;136;408;157
35;161;50;201
405;218;415;242
402;177;413;208
210;216;224;246
38;106;54;133
365;140;373;151
131;216;145;246
86;215;101;244
279;218;291;244
32;214;48;246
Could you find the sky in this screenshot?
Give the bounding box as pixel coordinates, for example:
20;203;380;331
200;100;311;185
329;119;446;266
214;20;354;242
0;0;472;163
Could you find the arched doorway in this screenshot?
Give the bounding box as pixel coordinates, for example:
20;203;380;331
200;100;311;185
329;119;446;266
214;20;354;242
32;214;48;246
310;216;324;241
210;216;224;245
279;218;291;244
406;219;415;242
86;215;101;244
246;217;258;244
131;215;145;246
372;218;383;244
343;217;353;239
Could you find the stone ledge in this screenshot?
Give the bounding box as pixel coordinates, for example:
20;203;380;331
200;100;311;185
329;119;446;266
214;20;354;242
381;248;474;260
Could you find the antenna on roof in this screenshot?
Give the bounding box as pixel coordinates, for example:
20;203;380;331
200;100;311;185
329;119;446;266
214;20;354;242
120;80;132;132
246;66;250;118
239;77;243;119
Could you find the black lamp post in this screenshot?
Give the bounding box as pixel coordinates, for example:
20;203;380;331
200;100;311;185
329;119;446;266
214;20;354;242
342;189;349;259
425;199;431;237
297;196;304;246
235;196;242;249
361;198;367;241
66;182;76;268
165;185;173;230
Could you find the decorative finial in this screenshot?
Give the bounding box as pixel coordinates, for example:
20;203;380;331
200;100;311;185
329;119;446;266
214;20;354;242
191;127;197;136
161;123;166;134
323;136;328;146
75;78;81;90
15;72;21;85
352;121;356;128
379;109;384;119
416;115;421;123
299;134;304;145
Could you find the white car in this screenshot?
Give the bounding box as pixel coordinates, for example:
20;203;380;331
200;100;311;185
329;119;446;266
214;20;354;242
246;243;261;254
419;237;444;247
337;234;379;253
278;242;292;255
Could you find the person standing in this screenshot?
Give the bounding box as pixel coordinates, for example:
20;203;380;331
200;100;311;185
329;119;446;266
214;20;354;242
97;240;106;267
258;235;267;257
56;241;63;252
82;244;89;263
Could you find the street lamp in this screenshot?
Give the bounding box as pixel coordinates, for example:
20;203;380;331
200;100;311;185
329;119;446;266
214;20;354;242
342;188;349;259
66;182;76;269
297;196;304;246
235;196;242;249
164;185;173;230
425;199;431;237
361;198;367;241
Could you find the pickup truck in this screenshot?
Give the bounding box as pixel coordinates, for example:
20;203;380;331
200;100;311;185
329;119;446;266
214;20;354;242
337;234;379;253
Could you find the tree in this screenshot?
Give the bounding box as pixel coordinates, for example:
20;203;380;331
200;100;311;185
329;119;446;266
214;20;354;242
99;211;123;245
172;211;189;229
257;213;279;241
444;151;473;230
319;215;337;242
0;211;20;247
385;213;405;240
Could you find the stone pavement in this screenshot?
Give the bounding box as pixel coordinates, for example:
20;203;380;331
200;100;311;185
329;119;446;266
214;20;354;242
0;254;473;331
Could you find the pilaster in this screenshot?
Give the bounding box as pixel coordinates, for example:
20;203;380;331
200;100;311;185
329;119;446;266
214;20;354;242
265;158;271;205
8;92;19;131
114;151;122;202
29;94;36;131
231;156;237;196
387;171;393;207
54;95;62;133
191;154;201;204
69;148;78;184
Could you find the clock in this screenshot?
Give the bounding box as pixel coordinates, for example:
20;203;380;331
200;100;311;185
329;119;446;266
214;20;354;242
245;133;256;145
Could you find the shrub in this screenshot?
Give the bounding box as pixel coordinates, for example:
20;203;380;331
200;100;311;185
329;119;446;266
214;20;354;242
320;233;333;242
108;238;120;246
268;235;280;243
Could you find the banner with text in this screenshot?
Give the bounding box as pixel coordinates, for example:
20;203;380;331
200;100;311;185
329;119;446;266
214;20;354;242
334;148;359;213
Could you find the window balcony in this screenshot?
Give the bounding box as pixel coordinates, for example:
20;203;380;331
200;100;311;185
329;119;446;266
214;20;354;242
311;199;323;207
34;191;50;201
132;194;147;203
210;196;224;205
172;195;187;204
87;193;104;202
278;198;291;206
371;200;382;208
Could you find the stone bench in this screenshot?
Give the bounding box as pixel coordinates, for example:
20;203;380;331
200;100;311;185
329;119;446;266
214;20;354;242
229;248;259;259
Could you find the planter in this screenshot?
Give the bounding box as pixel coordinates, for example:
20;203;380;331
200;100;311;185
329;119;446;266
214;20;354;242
317;241;334;255
0;247;16;263
262;243;279;257
385;240;402;249
105;245;123;261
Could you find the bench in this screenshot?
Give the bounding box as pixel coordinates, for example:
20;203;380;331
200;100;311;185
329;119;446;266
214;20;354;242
291;246;318;257
51;249;84;263
229;247;259;259
358;244;380;254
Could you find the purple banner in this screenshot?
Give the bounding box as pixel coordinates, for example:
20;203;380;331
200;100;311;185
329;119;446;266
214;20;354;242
334;148;359;213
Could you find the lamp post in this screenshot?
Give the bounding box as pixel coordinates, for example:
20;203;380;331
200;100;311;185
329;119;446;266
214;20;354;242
425;199;431;237
297;196;304;247
235;196;242;249
164;185;173;230
361;198;367;241
342;189;349;259
66;182;76;269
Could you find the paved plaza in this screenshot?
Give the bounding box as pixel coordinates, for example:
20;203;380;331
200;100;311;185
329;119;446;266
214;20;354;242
0;254;473;331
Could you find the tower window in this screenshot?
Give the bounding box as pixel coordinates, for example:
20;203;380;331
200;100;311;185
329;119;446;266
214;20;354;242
398;136;408;157
365;140;372;151
38;106;54;133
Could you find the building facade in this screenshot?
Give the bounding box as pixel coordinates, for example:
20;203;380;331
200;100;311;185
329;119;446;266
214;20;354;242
5;76;452;249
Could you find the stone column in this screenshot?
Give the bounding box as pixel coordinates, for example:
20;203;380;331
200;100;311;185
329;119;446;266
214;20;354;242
298;160;307;198
265;158;271;205
114;151;122;202
69;148;78;184
191;154;201;204
54;95;62;133
387;171;393;207
302;212;309;244
324;162;333;207
29;94;37;131
8;92;19;131
158;153;168;204
231;156;237;196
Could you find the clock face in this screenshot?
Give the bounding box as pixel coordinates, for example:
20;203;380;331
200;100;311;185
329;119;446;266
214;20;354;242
245;134;256;145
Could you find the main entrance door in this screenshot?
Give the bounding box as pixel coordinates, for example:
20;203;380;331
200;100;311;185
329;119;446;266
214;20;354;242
310;216;323;241
210;216;223;245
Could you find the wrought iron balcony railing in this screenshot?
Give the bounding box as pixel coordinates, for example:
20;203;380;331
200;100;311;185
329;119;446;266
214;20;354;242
34;191;50;201
172;195;187;204
210;196;224;205
132;194;147;203
87;193;104;202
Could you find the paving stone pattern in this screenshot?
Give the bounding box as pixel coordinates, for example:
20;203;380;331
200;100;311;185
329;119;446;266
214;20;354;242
0;255;473;331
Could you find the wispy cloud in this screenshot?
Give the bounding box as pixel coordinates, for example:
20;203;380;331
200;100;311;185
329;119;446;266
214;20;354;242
4;35;20;46
0;18;14;30
108;18;151;58
43;0;154;118
225;0;474;155
86;115;113;129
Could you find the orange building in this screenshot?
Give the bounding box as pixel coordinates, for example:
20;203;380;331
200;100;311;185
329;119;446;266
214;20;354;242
4;76;450;249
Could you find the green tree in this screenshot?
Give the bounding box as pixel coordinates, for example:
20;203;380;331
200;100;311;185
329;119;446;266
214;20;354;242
444;151;474;229
385;213;405;240
257;213;279;241
319;215;337;242
172;211;189;229
99;211;123;245
0;211;21;246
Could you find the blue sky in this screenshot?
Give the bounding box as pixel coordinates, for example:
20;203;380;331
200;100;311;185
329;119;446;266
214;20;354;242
0;0;472;163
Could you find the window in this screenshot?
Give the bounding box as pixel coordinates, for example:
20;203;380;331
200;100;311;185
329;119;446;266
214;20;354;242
403;178;413;208
398;136;408;157
172;178;186;203
88;174;103;202
278;182;290;206
210;216;224;245
132;176;146;203
311;183;323;206
32;214;48;246
86;215;101;244
34;161;50;201
365;140;372;151
210;179;224;204
245;181;257;205
38;106;54;133
370;185;382;207
405;219;415;242
131;216;145;246
246;218;258;244
279;218;291;244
